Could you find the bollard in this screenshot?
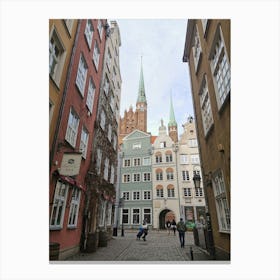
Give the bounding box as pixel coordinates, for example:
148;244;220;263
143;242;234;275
121;224;124;237
190;246;194;260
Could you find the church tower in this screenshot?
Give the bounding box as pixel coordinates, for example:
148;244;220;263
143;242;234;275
119;58;148;144
168;94;178;143
135;57;147;132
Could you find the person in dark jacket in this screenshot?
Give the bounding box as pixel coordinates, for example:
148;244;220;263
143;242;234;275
171;219;177;235
176;218;187;248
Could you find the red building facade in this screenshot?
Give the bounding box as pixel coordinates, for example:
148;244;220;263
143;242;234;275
49;19;107;260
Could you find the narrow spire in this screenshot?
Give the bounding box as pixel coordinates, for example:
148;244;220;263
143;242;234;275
137;57;147;103
168;93;177;127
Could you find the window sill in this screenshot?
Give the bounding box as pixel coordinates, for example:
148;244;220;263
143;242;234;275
219;229;230;234
50;226;62;231
67;225;78;230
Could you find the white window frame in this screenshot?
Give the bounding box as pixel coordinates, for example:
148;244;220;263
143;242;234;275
133;158;141;166
166;170;174;180
121;208;129;225
50;181;69;229
110;165;115;184
97;19;103;39
104;158;109;180
156;187;164;198
191;154;200;164
93;40;100;70
64;19;74;34
113;134;117;150
107;123;112;142
96;148;102;174
122;191;130;201
155;154;162;163
84;19;94;49
103;75;110;96
76;54;88;96
209;25;231;110
123;159;131;167
132;191;140;201
212;169;230;233
165;153;173;162
65;108;80;147
199;75;214;136
98;200;107;227
132;142;141;149
49;27;66;87
195;187;203;197
132;173;141;182
167;186;175;198
67;188;81;228
86;77;95;113
143;157;151;166
143;172;151;182
143;190;151;200
183;187;192;197
123;174;131;183
80;126;89;159
160;141;166;148
131;208;140;225
100;110;106;130
189;139;198;147
201;19;209;37
182;170;190;181
143;208;152;224
156;170;163;181
192;24;202;73
106;202;112;226
106;48;112;71
180;154;188;164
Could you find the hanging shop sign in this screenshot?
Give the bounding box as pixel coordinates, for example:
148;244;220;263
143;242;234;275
59;152;82;176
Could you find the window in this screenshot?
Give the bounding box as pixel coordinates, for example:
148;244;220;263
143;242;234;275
132;208;140;224
201;19;209;36
133;173;141;182
166;168;174;180
65;108;80;147
133;191;140;200
143;173;151;182
106;48;112;71
64;19;74;34
49;27;66;86
195;187;203;197
182;170;190;181
122;209;129;224
183;188;192;197
107;124;112;141
160;141;166;148
93;40;100;70
165;151;173;162
212;170;230;232
124;159;131;167
110;94;115;111
133;158;141;166
155;152;162;163
143;208;151;224
143;191;151;200
97;19;103;39
68;188;81;227
50;181;69;229
104;158;109;180
210;25;231;109
192;24;202;73
86;78;95;113
167;185;175;198
189;139;198;147
103;75;110;96
49;99;54;125
180;154;188;164
133;143;141;149
199;75;214;135
156;169;163;181
143;157;151;165
98;200;106;226
76;54;88;96
106;202;112;225
112;67;117;87
110;165;115;184
122;192;129;200
80;126;89;159
96;148;102;174
113;134;117;150
156;185;164;198
100;110;106;130
123;174;130;183
84;19;94;48
191;155;200;164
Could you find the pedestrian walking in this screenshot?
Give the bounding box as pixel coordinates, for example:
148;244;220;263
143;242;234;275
142;220;148;241
176;218;187;248
136;224;144;240
166;220;171;234
171;219;177;235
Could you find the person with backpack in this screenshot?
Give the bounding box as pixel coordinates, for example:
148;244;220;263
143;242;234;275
176;218;187;248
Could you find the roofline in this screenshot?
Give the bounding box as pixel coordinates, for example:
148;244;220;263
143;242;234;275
183;19;195;62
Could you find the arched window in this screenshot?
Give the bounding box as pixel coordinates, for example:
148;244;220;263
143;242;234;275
165;150;173;162
167;184;175;198
155;152;162;163
156;185;164;198
155;168;163;181
166;168;174;180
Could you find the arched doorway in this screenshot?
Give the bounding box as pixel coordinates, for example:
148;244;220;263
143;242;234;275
158;209;176;229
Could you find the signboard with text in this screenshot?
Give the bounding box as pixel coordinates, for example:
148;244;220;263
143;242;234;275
59;153;82;176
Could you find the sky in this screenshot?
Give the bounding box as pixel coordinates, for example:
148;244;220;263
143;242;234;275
113;19;193;137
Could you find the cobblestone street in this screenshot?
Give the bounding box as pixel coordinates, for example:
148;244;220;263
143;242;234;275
65;230;212;262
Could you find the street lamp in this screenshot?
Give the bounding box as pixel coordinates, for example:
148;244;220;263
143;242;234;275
192;172;201;188
119;197;125;237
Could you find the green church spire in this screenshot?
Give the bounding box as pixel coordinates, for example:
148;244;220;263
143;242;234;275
168;93;177;127
137;56;147;104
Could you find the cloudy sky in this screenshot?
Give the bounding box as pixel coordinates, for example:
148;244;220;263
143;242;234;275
113;19;193;137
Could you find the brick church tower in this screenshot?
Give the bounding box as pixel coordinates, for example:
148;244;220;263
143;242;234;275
168;94;178;143
119;58;147;144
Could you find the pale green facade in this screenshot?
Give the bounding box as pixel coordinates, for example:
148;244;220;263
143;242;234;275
119;130;153;229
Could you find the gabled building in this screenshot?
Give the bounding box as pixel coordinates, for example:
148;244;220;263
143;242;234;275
49;19;107;260
183;19;230;260
152;119;180;229
119;130;153;229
